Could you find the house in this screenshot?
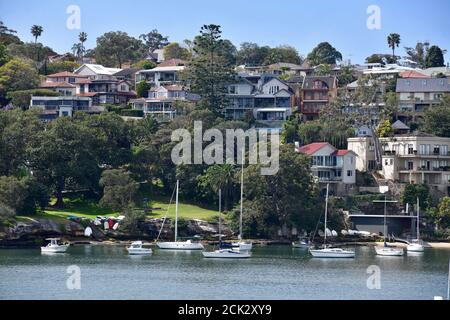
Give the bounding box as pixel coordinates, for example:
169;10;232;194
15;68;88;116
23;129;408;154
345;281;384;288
113;67;141;86
396;78;450;117
225;73;294;130
130;85;200;121
74;64;122;80
135;65;184;87
347;134;450;195
30;96;103;120
81;79;136;105
300;76;338;121
296;142;356;195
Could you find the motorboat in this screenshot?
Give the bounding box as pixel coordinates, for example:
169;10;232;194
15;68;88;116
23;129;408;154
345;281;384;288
309;184;355;258
292;239;310;249
126;241;153;255
156;180;204;251
202;248;251;259
41;238;69;253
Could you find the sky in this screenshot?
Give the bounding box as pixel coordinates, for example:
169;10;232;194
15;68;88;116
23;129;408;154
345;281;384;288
1;0;449;65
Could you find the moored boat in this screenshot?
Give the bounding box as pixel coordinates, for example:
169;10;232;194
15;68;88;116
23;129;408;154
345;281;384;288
127;241;153;255
41;238;69;253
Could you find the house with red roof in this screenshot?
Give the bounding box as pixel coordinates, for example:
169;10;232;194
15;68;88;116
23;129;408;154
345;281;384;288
296;142;356;195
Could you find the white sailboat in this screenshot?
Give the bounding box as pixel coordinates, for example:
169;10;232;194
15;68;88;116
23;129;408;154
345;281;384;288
374;188;404;256
41;238;69;253
231;149;252;252
407;197;425;253
203;189;251;259
157;180;204;250
127;241;152;255
309;184;355;258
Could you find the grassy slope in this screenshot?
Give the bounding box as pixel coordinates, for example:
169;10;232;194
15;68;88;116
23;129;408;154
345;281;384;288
17;197;217;222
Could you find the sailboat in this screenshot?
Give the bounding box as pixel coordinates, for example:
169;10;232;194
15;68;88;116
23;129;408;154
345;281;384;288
229;149;252;252
203;189;251;259
309;184;355;258
157;180;204;250
407;197;425;253
374;189;404;256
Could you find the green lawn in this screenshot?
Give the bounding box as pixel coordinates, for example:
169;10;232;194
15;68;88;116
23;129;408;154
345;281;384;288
17;197;217;222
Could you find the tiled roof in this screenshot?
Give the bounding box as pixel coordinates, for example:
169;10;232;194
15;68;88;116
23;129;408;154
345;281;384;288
39;81;76;88
47;71;82;78
399;70;430;78
332;150;352;156
297;142;330;155
302;76;337;89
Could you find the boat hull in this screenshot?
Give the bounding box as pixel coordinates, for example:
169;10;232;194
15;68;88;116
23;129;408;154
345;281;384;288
375;247;404;256
127;248;153;255
202;250;251;259
292;241;310;249
157;241;204;250
309;248;355;258
41;245;69;253
407;244;424;252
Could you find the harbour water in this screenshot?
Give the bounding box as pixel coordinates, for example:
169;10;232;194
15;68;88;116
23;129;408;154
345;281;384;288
0;245;449;300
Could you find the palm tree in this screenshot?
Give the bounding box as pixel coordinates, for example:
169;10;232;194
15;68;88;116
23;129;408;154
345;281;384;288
78;32;87;62
71;43;83;59
387;33;401;60
31;25;43;44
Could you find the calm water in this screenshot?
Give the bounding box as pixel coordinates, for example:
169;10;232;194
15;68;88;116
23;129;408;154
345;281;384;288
0;245;449;300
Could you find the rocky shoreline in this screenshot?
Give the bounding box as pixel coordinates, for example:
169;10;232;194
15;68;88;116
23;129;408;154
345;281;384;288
1;217;450;248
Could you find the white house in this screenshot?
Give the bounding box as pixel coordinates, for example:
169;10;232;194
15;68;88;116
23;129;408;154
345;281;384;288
296;142;357;195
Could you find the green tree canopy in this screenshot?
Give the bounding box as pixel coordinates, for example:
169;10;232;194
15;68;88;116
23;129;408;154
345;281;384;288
95;31;144;68
163;42;191;60
307;42;342;66
99;169;139;211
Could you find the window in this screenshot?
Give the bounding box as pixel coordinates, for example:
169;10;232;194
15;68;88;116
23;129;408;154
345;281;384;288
407;161;413;170
434;145;440;155
269;86;279;94
408;144;414;155
229;86;237;94
347;170;353;177
336;170;342;177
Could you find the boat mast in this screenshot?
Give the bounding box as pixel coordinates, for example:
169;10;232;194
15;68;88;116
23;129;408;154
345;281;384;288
324;184;329;246
416;197;420;240
175;180;179;242
219;188;222;244
384;193;387;247
239;147;244;241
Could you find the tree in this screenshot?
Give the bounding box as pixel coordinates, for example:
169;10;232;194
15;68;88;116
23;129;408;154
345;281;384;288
401;184;430;208
314;64;332;76
0;43;10;67
0;176;28;216
99;169;139;211
183;24;235;115
404;41;429;68
95;31;144;68
198;164;237;210
0;21;21;46
139;29;169;54
387;33;401;60
423;96;450;137
78;32;88;62
429;197;450;229
134;59;156;70
0;58;40;105
366;54;385;64
136;80;151;98
376;119;393;138
236;42;270;66
30;25;43;44
45;60;79;75
425;45;445;68
236;144;320;238
264;45;302;65
307;42;342;66
7;89;59;110
163;42;191;60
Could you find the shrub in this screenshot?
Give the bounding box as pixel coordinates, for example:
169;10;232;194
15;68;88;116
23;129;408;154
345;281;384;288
120;109;143;117
7;89;59;109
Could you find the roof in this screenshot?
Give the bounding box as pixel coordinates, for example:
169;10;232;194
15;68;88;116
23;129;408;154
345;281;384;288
47;71;84;78
332;150;354;156
76;92;98;97
138;66;185;73
39;81;76;88
75;64;122;76
399;70;430;78
302;76;337;89
392;120;410;130
158;59;186;67
297;142;331;155
113;67;140;77
396;78;450;93
267;62;305;70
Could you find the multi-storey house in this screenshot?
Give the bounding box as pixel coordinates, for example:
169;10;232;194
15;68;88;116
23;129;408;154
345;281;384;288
300;76;338;121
